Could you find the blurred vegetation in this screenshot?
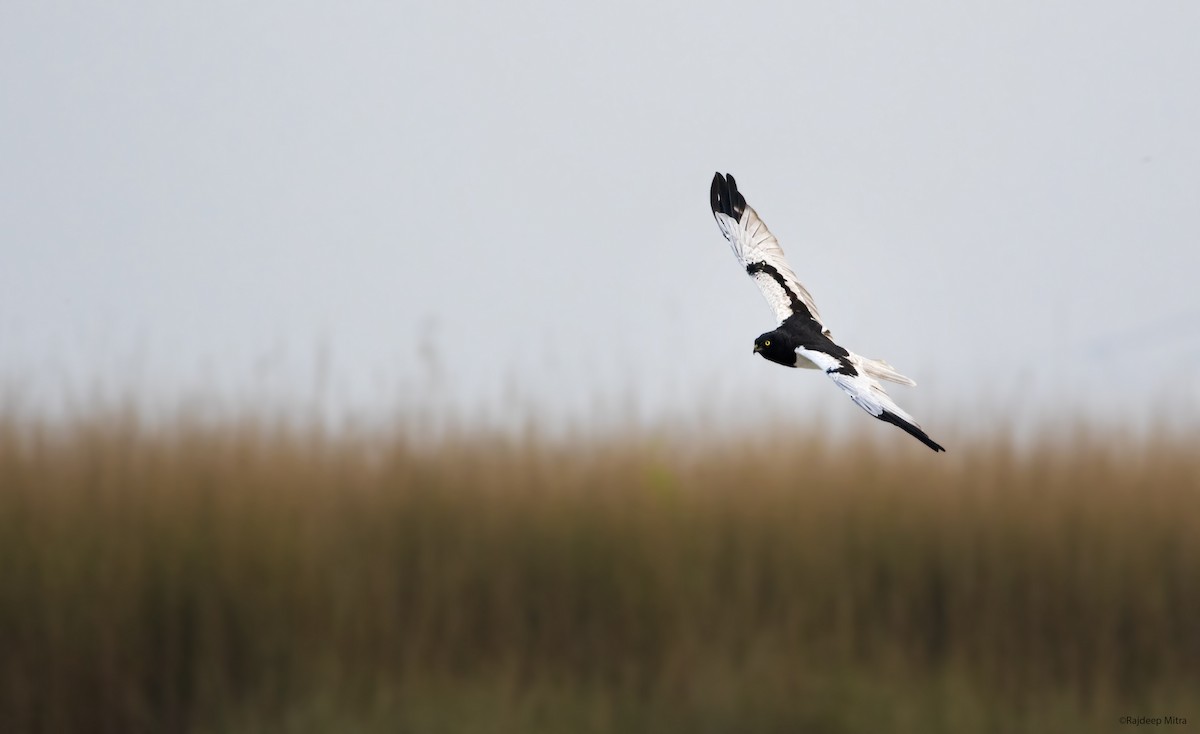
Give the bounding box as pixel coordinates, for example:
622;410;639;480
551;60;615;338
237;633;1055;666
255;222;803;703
1;407;1197;733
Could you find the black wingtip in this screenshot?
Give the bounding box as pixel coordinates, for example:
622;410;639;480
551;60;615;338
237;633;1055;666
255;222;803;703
709;172;746;222
876;410;946;453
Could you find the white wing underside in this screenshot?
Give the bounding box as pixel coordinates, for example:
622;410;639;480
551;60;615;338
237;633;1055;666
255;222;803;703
714;209;823;327
796;348;923;426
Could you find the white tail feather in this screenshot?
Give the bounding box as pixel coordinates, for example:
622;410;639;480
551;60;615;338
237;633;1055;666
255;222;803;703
855;355;916;386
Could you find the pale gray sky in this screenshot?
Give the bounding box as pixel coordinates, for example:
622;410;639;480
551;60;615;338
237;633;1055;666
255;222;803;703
3;2;1199;432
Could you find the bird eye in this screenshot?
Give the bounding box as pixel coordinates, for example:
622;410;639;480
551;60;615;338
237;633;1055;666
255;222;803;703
764;340;771;347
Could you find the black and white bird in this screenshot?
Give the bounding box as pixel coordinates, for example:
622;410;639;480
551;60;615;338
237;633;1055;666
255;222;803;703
710;172;945;452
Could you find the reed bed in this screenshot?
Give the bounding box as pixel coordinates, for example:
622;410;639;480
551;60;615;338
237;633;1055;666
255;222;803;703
1;408;1197;733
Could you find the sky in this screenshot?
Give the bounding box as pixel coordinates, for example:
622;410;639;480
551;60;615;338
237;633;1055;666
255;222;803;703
3;1;1199;435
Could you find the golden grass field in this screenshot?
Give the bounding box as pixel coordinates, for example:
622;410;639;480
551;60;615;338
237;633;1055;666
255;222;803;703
1;406;1197;733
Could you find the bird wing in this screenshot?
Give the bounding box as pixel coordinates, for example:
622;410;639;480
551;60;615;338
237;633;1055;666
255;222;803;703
796;346;945;452
710;172;824;328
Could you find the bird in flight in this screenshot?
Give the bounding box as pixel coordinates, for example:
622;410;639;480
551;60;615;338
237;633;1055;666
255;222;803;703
710;172;945;452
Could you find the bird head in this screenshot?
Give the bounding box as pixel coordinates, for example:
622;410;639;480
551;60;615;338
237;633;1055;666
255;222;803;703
753;332;792;366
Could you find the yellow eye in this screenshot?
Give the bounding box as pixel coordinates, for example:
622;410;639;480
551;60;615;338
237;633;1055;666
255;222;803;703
764;340;771;347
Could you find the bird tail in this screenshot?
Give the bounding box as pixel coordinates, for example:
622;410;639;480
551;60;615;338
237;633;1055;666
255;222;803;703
856;356;917;386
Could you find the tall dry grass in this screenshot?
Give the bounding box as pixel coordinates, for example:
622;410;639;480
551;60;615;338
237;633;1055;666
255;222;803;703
1;407;1197;733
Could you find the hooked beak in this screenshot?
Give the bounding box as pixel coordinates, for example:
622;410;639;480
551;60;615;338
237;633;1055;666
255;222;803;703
753;344;762;353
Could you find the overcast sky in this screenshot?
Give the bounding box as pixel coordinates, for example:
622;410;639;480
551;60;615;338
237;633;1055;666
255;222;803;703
3;2;1198;434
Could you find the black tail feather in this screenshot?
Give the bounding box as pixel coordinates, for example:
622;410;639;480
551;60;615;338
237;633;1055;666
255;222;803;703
876;410;946;452
710;172;746;222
